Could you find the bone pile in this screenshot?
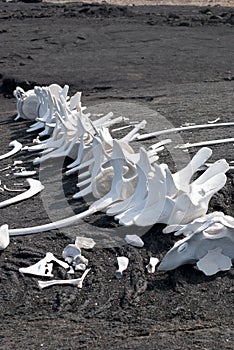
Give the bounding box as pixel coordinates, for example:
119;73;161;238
0;83;232;280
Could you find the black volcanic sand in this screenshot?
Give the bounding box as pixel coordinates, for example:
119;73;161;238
0;2;234;349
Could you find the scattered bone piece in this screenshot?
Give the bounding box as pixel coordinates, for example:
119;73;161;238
75;236;96;249
45;252;70;270
74;263;87;271
115;256;129;279
146;257;160;273
0;165;11;172
13;170;37;177
19;252;69;277
196;248;232;276
13;160;24;166
62;244;81;263
0;224;10;250
125;234;144;248
176;138;234;149
3;184;25;193
207;117;220;124
38;268;91;289
19;257;54;277
67;266;75;274
0;140;22;160
0;178;44;208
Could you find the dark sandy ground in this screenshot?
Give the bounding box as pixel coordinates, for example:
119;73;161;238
0;2;234;349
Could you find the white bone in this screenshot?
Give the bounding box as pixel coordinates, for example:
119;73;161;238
19;255;54;277
158;213;234;273
62;244;81;262
146;257;160;273
13;160;24;166
176;137;234;149
0;224;10;250
0;140;22;160
75;237;96;249
136;122;234;141
3;184;25;192
74;263;87;271
14;87;39;120
196;247;232;276
13;170;37;177
38;268;91;289
115;257;129;279
45;252;70;270
0;179;44;208
19;252;69;277
207;117;220;124
125;234;144;248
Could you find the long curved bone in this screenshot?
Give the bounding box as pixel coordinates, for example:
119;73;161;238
0;178;44;208
158;212;234;274
176;137;234;149
0;140;22;160
136;122;234;141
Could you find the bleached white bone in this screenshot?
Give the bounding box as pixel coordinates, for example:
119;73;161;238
0;140;22;160
62;244;81;263
0;178;44;208
75;237;96;249
19;254;54;277
172;147;212;192
0;224;10;250
0;141;139;237
19;252;69;277
3;184;25;192
176;137;234;149
107;148;151;217
158;213;234;273
13;170;37;177
136;122;234;141
38;268;91;289
146;257;160;273
196;247;232;276
45;252;70;270
115;257;129;279
125;234;144;247
14;87;39;121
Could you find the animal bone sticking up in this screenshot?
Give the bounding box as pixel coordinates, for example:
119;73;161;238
0;225;10;250
115;256;129;279
146;257;160;273
158;212;234;275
